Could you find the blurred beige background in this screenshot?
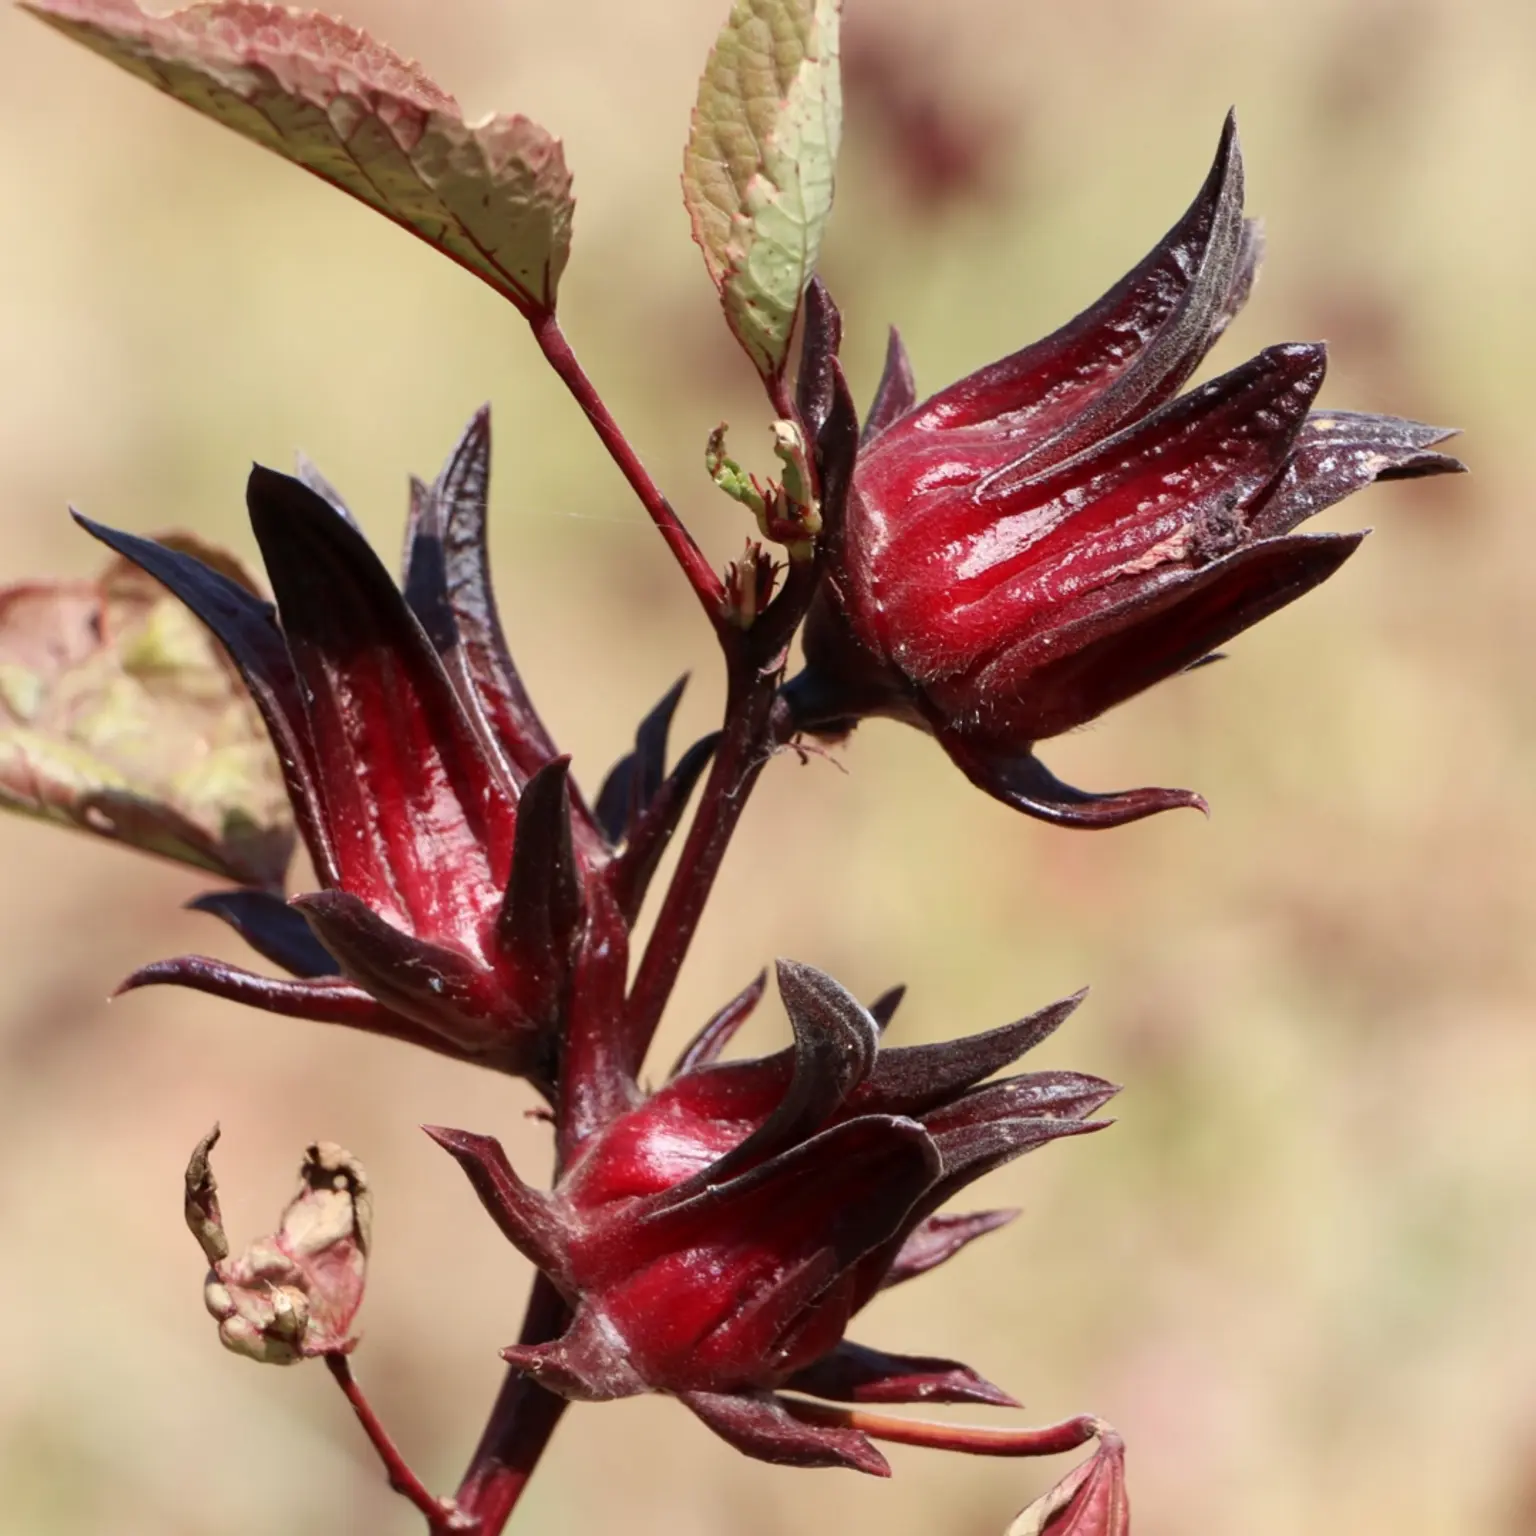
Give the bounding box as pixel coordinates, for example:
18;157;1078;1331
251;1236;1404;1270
0;0;1530;1532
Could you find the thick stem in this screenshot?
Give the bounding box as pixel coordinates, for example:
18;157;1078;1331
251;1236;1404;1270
617;663;776;1076
618;554;818;1075
450;1275;572;1536
531;313;725;622
325;1354;461;1530
781;1400;1105;1459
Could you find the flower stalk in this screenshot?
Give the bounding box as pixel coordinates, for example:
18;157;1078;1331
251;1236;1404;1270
327;1356;465;1532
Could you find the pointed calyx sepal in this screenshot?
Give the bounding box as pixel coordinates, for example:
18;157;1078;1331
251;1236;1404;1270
594;677;719;923
188;1128;371;1364
86;409;628;1092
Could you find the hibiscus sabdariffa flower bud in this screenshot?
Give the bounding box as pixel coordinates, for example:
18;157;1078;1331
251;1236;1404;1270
80;409;716;1095
429;961;1116;1473
186;1127;371;1364
786;114;1462;828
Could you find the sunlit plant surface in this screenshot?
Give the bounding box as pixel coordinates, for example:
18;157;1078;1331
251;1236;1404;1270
3;1;1461;1532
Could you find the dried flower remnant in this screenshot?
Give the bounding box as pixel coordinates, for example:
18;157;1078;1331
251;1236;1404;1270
186;1127;371;1364
785;115;1463;827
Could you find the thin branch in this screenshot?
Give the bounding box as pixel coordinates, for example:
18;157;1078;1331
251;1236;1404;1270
530;313;725;622
450;1274;572;1536
325;1354;465;1531
781;1399;1105;1459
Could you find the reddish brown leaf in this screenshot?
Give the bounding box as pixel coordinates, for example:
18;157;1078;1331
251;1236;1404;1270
0;538;292;885
25;0;575;317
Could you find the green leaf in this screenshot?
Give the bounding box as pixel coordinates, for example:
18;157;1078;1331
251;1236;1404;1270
0;538;294;887
683;0;843;382
23;0;574;317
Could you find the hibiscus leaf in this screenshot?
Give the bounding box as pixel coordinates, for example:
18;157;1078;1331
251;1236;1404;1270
0;539;292;886
24;0;574;317
683;0;843;382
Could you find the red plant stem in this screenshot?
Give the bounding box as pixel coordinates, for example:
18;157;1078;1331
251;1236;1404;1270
530;312;725;622
325;1354;457;1530
619;554;818;1074
782;1399;1104;1459
450;1274;572;1536
618;661;776;1076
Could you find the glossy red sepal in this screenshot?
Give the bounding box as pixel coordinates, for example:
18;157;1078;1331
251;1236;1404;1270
786;117;1463;827
432;960;1112;1472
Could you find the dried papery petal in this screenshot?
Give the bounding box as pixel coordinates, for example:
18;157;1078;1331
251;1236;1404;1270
190;1131;370;1364
184;1124;228;1265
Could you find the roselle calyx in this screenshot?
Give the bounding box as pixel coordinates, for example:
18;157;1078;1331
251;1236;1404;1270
77;410;714;1091
785;114;1463;828
430;959;1115;1473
